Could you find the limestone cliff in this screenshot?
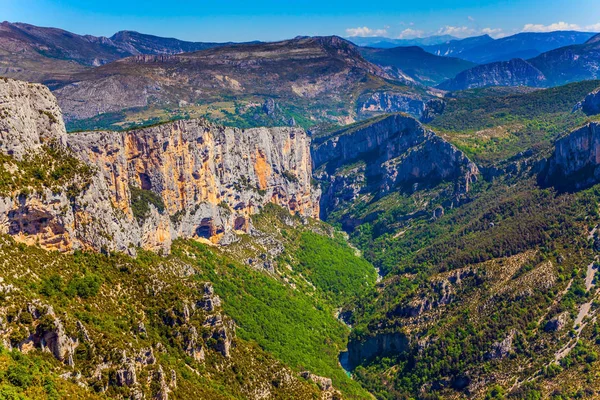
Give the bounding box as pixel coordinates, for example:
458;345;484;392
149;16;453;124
312;114;479;219
0;77;67;159
542;122;600;190
0;77;319;253
581;89;600;116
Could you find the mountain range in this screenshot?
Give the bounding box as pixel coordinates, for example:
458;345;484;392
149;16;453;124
50;36;434;130
347;34;458;48
423;31;597;63
359;45;476;85
438;33;600;90
0;21;246;82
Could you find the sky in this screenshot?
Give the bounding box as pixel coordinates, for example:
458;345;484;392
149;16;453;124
3;0;600;42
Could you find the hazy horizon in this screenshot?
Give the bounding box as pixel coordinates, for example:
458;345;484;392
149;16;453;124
3;0;600;42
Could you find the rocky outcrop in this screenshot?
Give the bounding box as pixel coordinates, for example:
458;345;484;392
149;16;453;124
313;114;479;219
581;89;600;116
0;78;319;253
437;58;546;91
357;91;426;118
420;98;446;123
545;312;569;332
542;122;600;190
485;330;516;360
300;371;333;391
0;78;67;159
346;332;409;369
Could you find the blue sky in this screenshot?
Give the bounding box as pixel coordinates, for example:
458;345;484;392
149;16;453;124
3;0;600;42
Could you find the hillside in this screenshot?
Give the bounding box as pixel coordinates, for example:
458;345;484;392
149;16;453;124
429;80;600;165
314;114;600;400
348;35;458;48
359;46;476;85
52;36;431;131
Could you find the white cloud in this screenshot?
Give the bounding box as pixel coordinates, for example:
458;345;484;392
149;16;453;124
521;21;582;32
481;27;506;38
345;26;388;37
585;23;600;31
436;26;475;38
397;28;425;39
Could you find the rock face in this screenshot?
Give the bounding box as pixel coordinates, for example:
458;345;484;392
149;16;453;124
357;91;427;118
312;114;479;219
0;77;319;253
420;98;446;123
347;332;409;369
0;78;67;159
542;122;600;190
437;58;546;91
581;89;600;116
545;312;569;332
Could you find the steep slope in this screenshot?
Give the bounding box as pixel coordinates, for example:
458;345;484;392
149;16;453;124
312;114;479;224
542;122;600;190
0;77;319;254
52;36;431;130
426;31;597;64
422;34;495;59
528;33;600;86
0;22;236;83
332;120;600;398
359;46;476;85
580;88;600;115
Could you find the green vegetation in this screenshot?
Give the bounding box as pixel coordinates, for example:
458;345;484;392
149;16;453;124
428;80;600;164
0;144;94;197
0;346;89;399
339;176;600;398
296;232;376;305
129;185;166;222
0;203;376;398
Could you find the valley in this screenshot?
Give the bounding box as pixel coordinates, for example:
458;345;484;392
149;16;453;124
2;12;600;400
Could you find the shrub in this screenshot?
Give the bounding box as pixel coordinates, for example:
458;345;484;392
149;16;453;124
40;275;64;297
6;365;32;388
65;274;102;298
129;185;166;222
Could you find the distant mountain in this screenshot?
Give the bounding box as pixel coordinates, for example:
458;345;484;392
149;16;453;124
52;36;431;128
0;21;240;82
422;35;494;58
437;58;546;91
425;31;596;64
348;35;458;48
360;46;476;85
527;33;600;86
438;33;600;90
108;30;234;56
